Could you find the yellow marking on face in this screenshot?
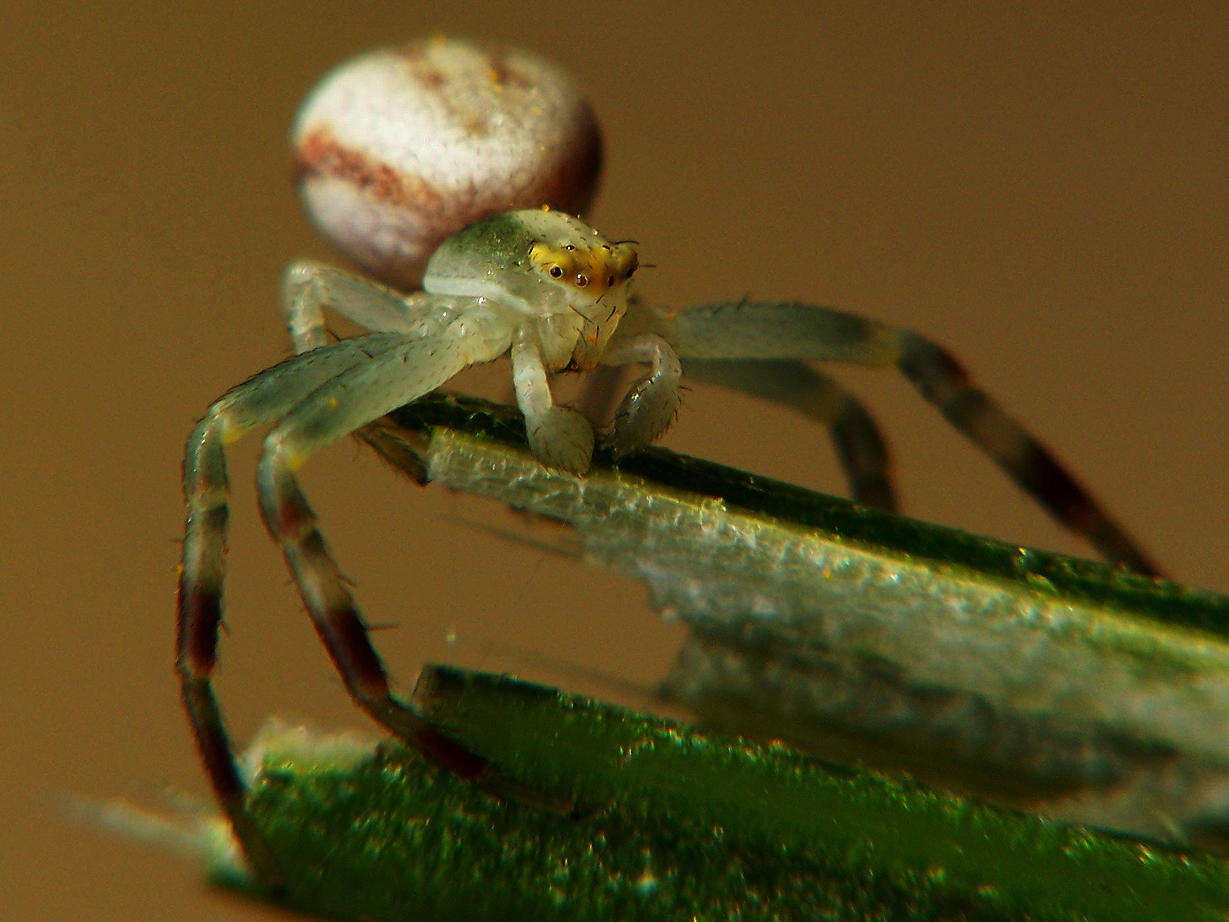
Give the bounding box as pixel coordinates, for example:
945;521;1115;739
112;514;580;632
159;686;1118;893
529;241;638;297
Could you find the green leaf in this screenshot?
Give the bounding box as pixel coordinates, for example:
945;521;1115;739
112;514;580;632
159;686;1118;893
225;665;1228;921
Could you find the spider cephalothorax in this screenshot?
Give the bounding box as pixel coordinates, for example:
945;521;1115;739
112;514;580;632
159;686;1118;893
422;209;639;373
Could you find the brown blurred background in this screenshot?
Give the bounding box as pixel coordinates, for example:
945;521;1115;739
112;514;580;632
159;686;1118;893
3;2;1225;918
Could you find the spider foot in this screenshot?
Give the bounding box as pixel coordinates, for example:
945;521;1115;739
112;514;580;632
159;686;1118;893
527;406;595;475
603;376;681;458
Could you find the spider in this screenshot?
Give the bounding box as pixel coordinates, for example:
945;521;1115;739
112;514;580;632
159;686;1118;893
176;205;1160;885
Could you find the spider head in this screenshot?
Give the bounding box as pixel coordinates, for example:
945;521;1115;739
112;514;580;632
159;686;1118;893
423;209;638;368
425;210;636;297
523;210;637;368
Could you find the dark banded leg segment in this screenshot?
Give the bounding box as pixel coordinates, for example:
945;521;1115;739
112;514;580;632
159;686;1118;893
255;449;489;777
176;427;279;885
176;466;278;881
684;358;897;511
894;330;1162;576
665;301;1160;575
176;335;413;886
248;335;509;771
179;674;284;886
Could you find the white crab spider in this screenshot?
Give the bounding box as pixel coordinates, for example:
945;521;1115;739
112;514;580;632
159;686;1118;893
177;39;1165;885
177;205;1162;883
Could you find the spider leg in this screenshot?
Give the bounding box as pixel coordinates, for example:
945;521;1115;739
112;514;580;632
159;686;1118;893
685;359;897;511
179;309;510;882
511;332;596;473
177;333;408;885
598;332;683;457
255;328;511;757
661;301;1161;575
280;261;496;479
280;259;420;353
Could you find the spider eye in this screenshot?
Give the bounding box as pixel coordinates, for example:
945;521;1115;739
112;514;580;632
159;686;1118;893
549;265;563;278
564;244;575;251
576;274;589;287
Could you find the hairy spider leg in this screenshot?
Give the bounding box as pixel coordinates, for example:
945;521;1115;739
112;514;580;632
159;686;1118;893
510;332;598;473
281;259;424;353
683;359;897;511
597;332;683;457
279;259;503;480
661;301;1161;576
575;309;894;508
255;333;509;755
177;333;408;885
178;317;511;883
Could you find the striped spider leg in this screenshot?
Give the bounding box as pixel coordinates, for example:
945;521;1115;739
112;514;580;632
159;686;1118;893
629;299;1160;576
